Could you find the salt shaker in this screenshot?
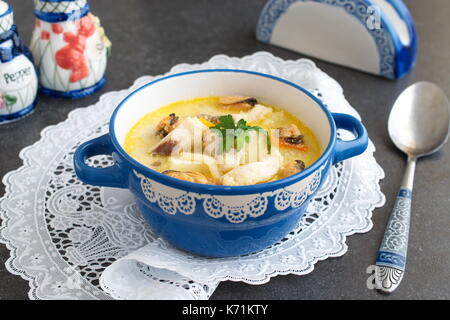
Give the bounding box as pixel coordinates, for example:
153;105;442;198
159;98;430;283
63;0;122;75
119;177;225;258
0;1;38;124
31;0;111;99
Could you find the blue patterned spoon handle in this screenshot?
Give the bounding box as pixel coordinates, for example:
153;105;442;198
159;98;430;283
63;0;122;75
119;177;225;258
375;157;416;293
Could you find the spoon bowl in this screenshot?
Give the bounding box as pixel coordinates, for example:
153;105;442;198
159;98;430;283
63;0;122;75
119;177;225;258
388;81;450;157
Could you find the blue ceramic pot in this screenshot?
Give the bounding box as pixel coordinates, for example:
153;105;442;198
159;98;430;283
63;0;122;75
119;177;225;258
74;69;368;257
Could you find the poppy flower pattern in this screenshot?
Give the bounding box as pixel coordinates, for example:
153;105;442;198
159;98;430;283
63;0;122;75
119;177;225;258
40;30;50;40
55;15;96;83
52;23;63;34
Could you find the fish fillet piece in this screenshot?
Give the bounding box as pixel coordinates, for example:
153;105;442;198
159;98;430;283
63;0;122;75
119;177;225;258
221;150;283;186
202;128;243;172
176;152;222;180
202;127;220;157
217;148;245;173
231;104;272;123
152;117;207;155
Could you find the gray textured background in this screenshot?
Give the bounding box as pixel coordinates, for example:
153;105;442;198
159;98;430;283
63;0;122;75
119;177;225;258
0;0;449;300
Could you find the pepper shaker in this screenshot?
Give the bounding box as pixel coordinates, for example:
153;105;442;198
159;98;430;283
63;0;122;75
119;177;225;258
0;1;38;124
30;0;111;99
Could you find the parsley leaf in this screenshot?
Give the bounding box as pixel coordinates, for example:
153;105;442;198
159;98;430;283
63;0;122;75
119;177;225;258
217;115;235;130
210;114;271;154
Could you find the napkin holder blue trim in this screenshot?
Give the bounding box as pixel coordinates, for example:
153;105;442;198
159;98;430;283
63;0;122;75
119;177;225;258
256;0;417;79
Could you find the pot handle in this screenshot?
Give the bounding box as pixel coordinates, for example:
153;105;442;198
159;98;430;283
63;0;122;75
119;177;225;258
332;113;369;164
74;133;128;188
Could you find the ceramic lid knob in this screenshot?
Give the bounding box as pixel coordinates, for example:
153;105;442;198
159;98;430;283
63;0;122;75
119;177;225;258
0;0;13;34
33;0;88;14
0;1;8;14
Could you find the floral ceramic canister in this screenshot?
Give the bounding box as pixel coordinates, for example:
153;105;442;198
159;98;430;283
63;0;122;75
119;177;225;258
31;0;111;99
0;1;38;124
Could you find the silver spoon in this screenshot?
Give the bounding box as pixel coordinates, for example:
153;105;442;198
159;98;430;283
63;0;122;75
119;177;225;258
375;81;450;293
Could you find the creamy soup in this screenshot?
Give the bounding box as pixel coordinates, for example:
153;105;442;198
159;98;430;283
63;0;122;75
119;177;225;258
124;96;321;185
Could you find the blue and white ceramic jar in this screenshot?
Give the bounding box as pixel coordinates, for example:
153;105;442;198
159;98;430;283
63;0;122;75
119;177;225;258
0;1;38;124
30;0;111;99
74;70;369;257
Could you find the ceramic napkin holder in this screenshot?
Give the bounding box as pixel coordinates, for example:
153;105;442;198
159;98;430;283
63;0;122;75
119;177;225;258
256;0;417;79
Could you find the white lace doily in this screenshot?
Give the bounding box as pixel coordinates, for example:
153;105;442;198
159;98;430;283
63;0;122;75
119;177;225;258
0;52;385;300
